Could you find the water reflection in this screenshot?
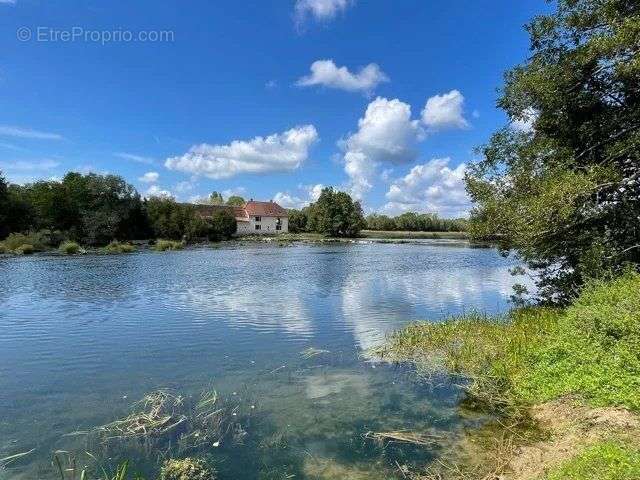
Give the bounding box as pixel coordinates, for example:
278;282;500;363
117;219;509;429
0;242;528;479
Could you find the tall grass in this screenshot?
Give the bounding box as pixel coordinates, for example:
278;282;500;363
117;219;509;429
378;272;640;413
104;241;136;254
59;241;83;255
154;239;184;251
2;232;47;253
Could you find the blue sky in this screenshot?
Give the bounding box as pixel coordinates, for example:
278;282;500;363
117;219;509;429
0;0;548;217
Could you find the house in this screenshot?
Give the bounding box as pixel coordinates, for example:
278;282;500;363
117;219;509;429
192;200;289;235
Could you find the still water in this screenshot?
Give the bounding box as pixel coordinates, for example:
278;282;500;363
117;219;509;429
0;242;526;479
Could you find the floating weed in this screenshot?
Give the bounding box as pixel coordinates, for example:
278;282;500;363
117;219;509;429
300;347;331;359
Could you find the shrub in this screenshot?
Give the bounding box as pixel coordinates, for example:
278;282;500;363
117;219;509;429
154;239;184;251
59;240;82;255
160;458;216;480
3;232;46;252
15;244;35;255
104;240;136;254
0;242;6;254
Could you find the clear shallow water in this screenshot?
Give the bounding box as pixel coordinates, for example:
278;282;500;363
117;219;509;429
0;242;526;479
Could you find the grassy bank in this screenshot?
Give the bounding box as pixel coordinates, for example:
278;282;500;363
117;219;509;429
377;272;640;478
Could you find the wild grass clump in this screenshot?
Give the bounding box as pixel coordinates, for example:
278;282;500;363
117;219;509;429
59;240;83;255
154;239;184;251
15;243;35;255
160;458;216;480
105;240;136;254
378;272;640;413
2;232;46;253
0;242;6;254
544;441;640;480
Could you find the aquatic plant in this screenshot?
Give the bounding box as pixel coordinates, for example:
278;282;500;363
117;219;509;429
91;386;251;456
59;241;83;255
159;458;216;480
154;239;184;251
104;241;136;254
52;453;144;480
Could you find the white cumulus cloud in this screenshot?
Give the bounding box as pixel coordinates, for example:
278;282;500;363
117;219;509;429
340;97;422;199
421;90;469;130
145;184;173;199
165;125;318;180
294;0;352;25
297;59;388;94
138;171;159;183
274;183;325;209
382;158;471;218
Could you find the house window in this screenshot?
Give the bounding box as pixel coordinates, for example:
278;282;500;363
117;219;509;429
255;224;261;230
254;216;261;222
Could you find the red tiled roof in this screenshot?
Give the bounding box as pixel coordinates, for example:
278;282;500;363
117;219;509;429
191;201;288;220
244;201;288;217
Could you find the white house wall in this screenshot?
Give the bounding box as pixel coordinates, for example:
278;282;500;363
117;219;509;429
236;216;288;235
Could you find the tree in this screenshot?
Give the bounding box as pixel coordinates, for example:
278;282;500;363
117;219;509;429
465;0;640;302
209;209;237;240
209;191;224;205
288;209;308;233
307;187;365;237
146;196;194;240
226;195;245;206
366;214;396;231
0;171;9;238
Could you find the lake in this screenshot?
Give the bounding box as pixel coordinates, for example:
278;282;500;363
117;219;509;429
0;241;527;479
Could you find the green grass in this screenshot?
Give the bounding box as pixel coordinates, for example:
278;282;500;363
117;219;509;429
154;239;184;251
104;240;136;254
379;272;640;413
544;441;640;480
59;240;82;255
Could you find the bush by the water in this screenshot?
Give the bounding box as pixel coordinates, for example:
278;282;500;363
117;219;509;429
104;240;136;254
59;241;82;255
154;239;184;251
160;458;216;480
380;272;640;413
2;232;46;253
14;244;35;255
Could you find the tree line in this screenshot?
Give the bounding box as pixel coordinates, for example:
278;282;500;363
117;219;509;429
0;172;237;246
364;212;467;232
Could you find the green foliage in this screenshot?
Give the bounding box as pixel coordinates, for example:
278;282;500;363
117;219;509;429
154;239;184;251
306;187;365;237
0;242;6;254
381;273;640;413
59;241;82;255
15;244;35;255
160;458;216;480
208;209;237;240
2;232;46;252
287;209;308;233
366;212;468;232
146;197;195;240
545;441;640;480
465;0;640;302
226;195;245;206
104;240;136;254
209;191;224;205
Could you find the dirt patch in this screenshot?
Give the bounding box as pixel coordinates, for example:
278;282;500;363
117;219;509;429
505;396;639;480
414;396;640;480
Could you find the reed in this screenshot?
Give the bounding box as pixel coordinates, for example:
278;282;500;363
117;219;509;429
104;241;136;254
153;239;184;251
